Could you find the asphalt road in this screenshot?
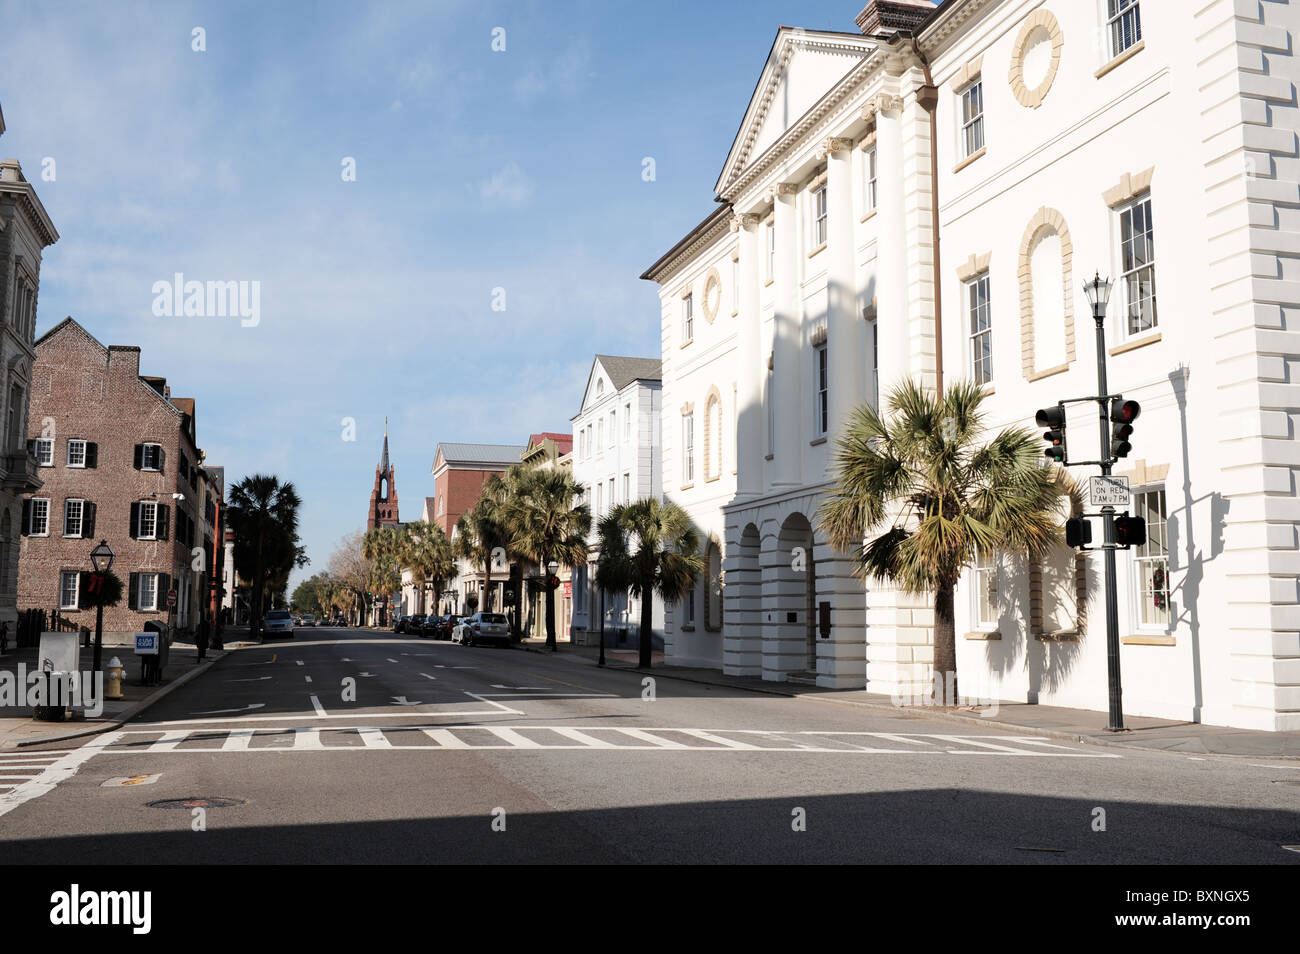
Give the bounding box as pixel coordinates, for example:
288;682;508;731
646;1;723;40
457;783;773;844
2;627;1298;863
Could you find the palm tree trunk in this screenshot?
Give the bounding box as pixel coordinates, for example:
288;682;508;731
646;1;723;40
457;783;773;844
483;562;493;613
638;578;654;668
933;582;958;706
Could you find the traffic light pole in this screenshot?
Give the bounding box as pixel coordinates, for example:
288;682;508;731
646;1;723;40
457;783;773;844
1093;310;1126;732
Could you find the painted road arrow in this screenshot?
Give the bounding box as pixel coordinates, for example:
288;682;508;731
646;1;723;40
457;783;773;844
191;703;267;716
391;696;422;706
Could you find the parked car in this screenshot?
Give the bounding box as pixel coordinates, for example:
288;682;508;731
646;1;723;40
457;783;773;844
419;615;443;638
393;615;409;634
263;610;295;639
437;614;463;640
452;612;510;647
407;614;426;636
300;614;317;627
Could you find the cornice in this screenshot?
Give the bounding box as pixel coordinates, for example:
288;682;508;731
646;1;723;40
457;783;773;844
918;0;1001;57
0;177;59;248
641;206;735;285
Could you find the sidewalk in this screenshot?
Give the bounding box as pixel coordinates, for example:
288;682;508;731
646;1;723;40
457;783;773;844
523;639;1300;760
0;629;251;750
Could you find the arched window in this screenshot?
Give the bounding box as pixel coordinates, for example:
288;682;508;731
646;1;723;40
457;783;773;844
703;388;722;481
704;540;723;632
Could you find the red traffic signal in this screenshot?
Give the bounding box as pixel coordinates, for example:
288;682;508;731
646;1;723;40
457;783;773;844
1114;514;1147;548
1035;406;1067;462
1110;398;1141;459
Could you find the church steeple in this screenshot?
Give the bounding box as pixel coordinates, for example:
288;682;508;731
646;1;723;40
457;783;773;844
367;419;399;530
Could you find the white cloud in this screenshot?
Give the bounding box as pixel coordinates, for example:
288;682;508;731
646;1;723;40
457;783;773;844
477;162;532;204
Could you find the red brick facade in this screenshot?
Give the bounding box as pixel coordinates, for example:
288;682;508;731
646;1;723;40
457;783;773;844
367;423;399;530
17;319;209;642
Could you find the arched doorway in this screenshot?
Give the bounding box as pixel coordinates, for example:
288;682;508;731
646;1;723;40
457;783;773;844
777;512;817;675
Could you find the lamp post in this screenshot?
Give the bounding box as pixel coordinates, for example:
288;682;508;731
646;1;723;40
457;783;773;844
89;539;115;674
1083;272;1126;732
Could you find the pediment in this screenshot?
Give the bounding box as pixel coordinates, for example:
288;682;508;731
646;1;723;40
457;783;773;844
715;28;877;198
580;358;611;413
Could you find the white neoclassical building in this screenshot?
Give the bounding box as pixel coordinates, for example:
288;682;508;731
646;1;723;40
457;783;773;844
570;355;665;650
643;0;1300;730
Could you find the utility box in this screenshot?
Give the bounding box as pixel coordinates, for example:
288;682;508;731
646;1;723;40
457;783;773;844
35;631;79;721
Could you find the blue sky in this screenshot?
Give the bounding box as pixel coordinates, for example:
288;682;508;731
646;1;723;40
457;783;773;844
0;0;936;589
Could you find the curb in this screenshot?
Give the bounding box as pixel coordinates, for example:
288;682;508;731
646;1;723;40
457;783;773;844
531;650;1300;761
12;645;243;749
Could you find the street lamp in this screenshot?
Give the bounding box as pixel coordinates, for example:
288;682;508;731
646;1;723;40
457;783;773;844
89;540;114;673
1083;271;1125;732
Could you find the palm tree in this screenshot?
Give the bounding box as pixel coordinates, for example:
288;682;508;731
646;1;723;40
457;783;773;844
500;465;590;650
595;498;704;669
362;525;402;624
226;475;305;640
400;521;456;614
817;378;1067;705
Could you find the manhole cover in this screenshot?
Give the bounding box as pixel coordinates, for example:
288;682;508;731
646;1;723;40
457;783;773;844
147;797;245;809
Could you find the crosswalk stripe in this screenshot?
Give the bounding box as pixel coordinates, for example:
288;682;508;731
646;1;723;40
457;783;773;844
294;728;324;750
932;735;1037;754
149;730;192;752
615;728;691;749
485;727;541;748
222;729;254;751
423;729;470;748
676;729;761;750
358;728;392;749
550;728;619;748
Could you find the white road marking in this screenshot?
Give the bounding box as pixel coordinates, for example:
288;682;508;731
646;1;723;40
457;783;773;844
419;673;437;681
294;728;324;750
222;729;254;751
295;660;304;667
424;729;470;748
676;729;761;750
0;731;123;819
226;676;273;683
358;727;393;748
1248;762;1300;770
616;729;691;749
461;691;526;716
931;735;1042;754
192;703;266;716
485;727;542;748
549;727;618;748
305;676;312;684
149;730;193;752
310;695;327;717
387;658;399;664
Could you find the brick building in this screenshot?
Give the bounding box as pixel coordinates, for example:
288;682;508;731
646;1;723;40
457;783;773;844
18;318;212;645
0;105;59;649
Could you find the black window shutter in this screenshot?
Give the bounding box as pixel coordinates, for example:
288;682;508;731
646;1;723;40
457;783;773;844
133;444;143;470
158;504;170;541
84;501;96;539
129;501;140;539
21;499;32;536
157;447;165;473
128;572;139;610
86;442;98;468
159;573;171;602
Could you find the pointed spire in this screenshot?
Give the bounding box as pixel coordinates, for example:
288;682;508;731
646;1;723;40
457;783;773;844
379;417;390;474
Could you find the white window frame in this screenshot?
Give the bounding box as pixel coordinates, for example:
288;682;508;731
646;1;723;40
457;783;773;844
811;183;828;248
1116;193;1157;339
766;223;775;282
731;258;739;313
29;497;49;536
682;293;694;343
624;403;631;441
595;482;603;516
814;343;828;436
66;439;87;468
63;498;84;538
864;146;878;215
608;411;615;447
622;472;630;503
966;272;993;386
34;438;53;467
60;570;79;611
138;500;159;540
685;588;696;626
683;412;695;483
972;550;999;629
140;442;163;472
138;573;159;612
959;80;984;159
1107;0;1142;59
1129;487;1171;631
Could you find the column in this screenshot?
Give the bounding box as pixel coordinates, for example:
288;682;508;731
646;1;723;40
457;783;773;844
734;213;763;496
872;95;910;395
823;137;860;435
771;182;801;488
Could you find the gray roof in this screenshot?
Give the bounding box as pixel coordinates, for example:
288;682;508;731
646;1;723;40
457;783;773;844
595;355;662;389
435;442;527;467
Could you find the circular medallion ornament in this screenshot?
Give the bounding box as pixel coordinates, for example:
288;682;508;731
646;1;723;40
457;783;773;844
702;267;722;323
1008;9;1063;109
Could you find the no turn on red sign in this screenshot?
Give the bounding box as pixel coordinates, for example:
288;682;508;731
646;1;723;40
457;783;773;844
166;589;177;608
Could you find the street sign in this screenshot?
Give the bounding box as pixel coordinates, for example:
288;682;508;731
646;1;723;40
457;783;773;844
1088;475;1131;508
166;589;177;608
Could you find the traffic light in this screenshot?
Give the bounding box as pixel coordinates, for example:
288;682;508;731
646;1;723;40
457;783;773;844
1036;405;1067;462
1110;398;1141;459
1065;517;1092;548
1114;514;1147;548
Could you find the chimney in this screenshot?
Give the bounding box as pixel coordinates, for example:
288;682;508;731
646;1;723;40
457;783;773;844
855;0;936;36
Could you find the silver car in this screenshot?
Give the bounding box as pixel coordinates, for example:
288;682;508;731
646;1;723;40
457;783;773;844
263;610;295;638
452;612;510;647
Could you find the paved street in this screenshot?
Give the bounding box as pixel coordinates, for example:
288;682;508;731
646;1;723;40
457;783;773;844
1;628;1297;864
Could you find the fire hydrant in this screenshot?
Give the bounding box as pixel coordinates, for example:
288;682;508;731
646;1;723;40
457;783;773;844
106;657;124;700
